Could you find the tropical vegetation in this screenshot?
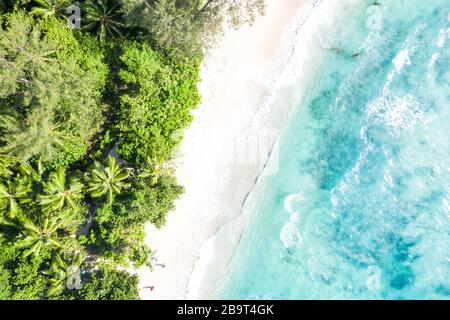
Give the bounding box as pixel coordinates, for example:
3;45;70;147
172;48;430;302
0;0;263;300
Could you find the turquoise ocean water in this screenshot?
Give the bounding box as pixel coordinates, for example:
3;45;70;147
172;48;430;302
218;0;450;299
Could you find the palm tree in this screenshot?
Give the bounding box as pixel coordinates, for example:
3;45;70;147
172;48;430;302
14;215;63;257
133;244;155;270
43;252;84;297
37;168;84;212
8;0;32;11
86;156;129;205
138;156;173;186
31;0;68;18
82;0;124;40
0;178;31;218
17;159;44;186
0;153;15;178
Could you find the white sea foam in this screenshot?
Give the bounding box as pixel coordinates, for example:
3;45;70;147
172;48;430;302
367;29;428;135
437;27;449;48
366;5;383;30
391;24;425;74
383;159;394;188
443;198;450;214
427;26;449;76
290;212;300;223
429;53;440;69
367;94;426;134
185;237;215;299
280;192;303;248
283;192;304;214
392;49;411;72
280;221;303;248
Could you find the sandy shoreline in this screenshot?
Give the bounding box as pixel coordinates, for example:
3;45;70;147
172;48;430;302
138;0;309;300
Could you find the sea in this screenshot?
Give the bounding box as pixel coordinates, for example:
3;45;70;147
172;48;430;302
218;0;450;299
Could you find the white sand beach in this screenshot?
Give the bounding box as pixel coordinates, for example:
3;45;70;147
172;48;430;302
138;0;309;300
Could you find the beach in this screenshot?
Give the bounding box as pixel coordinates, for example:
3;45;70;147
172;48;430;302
138;0;309;300
1;0;446;302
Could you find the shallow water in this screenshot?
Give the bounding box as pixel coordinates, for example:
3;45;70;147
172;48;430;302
219;0;450;299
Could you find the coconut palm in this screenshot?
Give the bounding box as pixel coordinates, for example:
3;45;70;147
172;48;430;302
43;252;84;297
37;168;84;212
82;0;124;40
86;156;129;205
0;178;31;218
17;159;44;186
6;0;32;11
138;156;173;186
0;160;45;220
0;154;15;178
31;0;68;18
133;244;155;270
14;215;63;257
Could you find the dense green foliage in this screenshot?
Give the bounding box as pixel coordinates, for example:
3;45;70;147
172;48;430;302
0;13;107;168
0;0;263;300
77;266;139;300
115;41;201;164
120;0;264;58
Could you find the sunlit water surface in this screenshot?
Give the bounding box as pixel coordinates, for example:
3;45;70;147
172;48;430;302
219;0;450;299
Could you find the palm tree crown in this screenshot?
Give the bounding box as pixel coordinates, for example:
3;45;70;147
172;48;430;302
0;153;15;178
37;168;84;212
82;0;124;40
31;0;68;18
138;156;172;186
43;252;84;297
14;215;63;257
86;156;129;205
0;178;31;218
